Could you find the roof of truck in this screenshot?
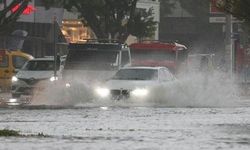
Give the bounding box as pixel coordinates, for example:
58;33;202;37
68;42;129;52
129;41;187;51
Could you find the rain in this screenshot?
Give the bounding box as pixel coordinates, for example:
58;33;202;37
1;0;250;150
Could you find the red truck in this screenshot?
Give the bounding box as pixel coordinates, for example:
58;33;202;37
129;41;188;74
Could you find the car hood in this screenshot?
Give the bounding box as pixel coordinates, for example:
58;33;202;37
104;79;159;90
16;70;56;79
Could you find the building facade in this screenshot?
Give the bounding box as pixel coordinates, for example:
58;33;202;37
0;0;67;57
0;0;160;50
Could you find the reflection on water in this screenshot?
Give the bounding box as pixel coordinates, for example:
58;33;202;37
0;107;250;150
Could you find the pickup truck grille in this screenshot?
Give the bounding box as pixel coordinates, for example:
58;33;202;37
110;89;130;99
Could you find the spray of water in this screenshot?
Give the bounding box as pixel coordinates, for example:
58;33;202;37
152;70;239;107
29;69;240;108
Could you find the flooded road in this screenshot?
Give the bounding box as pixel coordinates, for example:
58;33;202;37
1;102;250;150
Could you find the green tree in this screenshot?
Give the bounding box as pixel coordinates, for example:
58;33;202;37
217;0;250;24
43;0;157;42
0;0;30;35
129;8;157;41
160;0;176;18
178;0;210;27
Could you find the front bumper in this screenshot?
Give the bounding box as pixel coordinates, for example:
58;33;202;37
96;88;151;101
95;89;131;101
11;78;50;98
1;97;31;106
110;89;130;100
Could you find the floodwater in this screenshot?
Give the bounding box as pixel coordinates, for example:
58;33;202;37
1;102;250;150
1;72;250;150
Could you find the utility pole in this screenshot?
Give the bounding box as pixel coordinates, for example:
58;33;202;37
225;13;233;76
53;15;57;79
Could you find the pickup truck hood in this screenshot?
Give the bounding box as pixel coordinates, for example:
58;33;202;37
104;79;159;90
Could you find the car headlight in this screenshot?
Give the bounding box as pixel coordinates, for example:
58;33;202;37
65;83;71;88
131;88;148;97
12;76;18;82
95;87;110;98
8;98;17;103
50;76;58;82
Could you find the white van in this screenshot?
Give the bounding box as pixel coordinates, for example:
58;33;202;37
11;57;62;99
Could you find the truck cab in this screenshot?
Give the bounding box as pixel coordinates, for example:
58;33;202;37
0;50;33;92
129;41;188;74
61;41;131;101
63;41;131;86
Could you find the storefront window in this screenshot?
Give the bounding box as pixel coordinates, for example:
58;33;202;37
61;20;94;43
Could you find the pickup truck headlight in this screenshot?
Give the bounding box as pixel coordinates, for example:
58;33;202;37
95;87;110;98
131;88;148;97
11;76;18;82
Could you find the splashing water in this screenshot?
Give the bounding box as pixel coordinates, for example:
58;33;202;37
159;71;239;107
29;70;240;108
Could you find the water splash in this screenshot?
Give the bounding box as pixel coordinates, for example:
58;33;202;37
156;71;239;107
29;70;240;108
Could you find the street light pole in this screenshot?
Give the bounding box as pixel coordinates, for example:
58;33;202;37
225;13;233;76
53;16;57;79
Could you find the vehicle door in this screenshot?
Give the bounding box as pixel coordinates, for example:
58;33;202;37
0;52;11;91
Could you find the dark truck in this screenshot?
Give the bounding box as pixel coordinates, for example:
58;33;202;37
61;41;131;101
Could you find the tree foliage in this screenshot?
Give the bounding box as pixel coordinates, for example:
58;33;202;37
217;0;250;24
0;0;30;35
43;0;157;42
160;0;176;18
178;0;210;24
129;8;157;40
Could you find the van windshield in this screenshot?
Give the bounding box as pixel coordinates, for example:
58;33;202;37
65;50;119;70
22;60;60;71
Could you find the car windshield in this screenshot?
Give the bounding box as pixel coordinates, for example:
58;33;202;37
22;60;59;71
65;50;119;70
112;69;158;80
